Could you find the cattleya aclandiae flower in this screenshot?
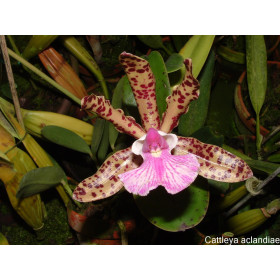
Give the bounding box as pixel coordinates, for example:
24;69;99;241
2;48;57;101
73;52;253;202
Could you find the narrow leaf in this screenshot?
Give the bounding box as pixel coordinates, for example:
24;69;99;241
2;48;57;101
179;35;215;78
0;151;11;163
246;35;267;115
137;35;164;49
122;76;137;107
190;126;224;147
109;77;125;150
147;51;171;117
246;159;280;177
42;125;91;155
91;118;105;157
97;121;110;163
17;166;65;198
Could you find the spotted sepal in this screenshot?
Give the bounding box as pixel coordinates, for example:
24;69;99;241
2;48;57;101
81;95;145;139
160;59;200;133
119;52;160;131
174;136;253;182
73;148;143;202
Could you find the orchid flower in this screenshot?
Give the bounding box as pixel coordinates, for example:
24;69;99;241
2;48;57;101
73;52;253;202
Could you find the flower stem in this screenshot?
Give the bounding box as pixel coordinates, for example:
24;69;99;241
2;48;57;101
0;36;24;128
7;48;81;106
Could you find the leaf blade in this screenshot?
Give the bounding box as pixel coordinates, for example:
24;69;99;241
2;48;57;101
17;166;65;198
147;51;171;118
42;125;91;155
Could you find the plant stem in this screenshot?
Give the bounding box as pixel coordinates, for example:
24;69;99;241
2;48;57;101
0;36;25;128
6;35;20;54
256;113;262;160
117;220;128;245
224;166;280;218
6;48;81;106
61;179;82;208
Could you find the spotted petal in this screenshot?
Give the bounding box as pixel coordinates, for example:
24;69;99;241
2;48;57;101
119;52;160;131
73;148;142;202
160;59;200;133
81;95;145;139
174;136;253;182
119;149;200;196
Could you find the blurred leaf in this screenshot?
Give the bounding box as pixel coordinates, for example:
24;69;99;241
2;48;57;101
222;144;252;161
137;35;164;49
246;159;280;177
109;77;124;150
179;35;215;78
0;83;14;100
246;35;267;115
0;232;9;245
190;126;224;147
263;129;280;156
217;45;245;64
165;53;184;73
207;179;229;194
205;73;239;138
22;35;58;60
122;76;137;107
178;50;215;136
91;118;105;158
267;153;280;163
42;125;91;155
134;178;209;231
97;121;110;163
17;166;65;198
0;150;11;163
171;35;190;52
147;51;171;117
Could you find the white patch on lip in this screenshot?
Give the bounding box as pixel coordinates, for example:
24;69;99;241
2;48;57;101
131;130;178;156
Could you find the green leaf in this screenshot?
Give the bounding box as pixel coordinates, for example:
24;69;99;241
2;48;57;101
178;50;215;136
91;118;105;159
0;82;14;100
109;77;125;150
134;179;209;231
137;35;164;49
246;35;267;115
147;51;171;117
97;121;110;163
207;179;229;194
267;153;280;163
165;53;184;73
41;125;91;155
179;35;215;78
122;76;137;107
246;159;280;177
190;126;224;147
16;166;65;198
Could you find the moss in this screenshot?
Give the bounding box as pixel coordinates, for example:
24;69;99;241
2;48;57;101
1;190;75;245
